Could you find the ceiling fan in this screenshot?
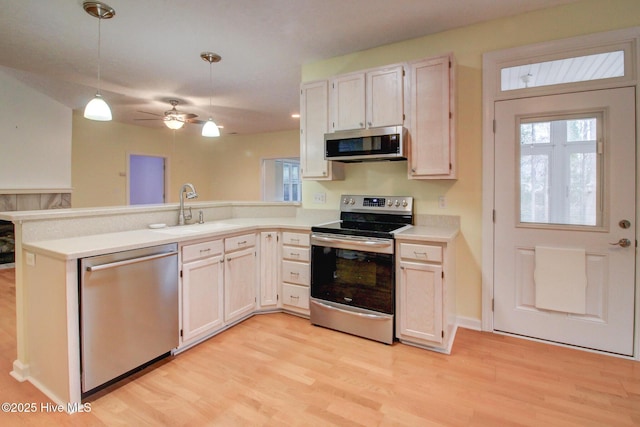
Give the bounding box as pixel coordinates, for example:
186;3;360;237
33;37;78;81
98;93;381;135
136;99;203;130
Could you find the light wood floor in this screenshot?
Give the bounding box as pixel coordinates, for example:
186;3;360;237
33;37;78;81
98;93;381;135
1;267;639;426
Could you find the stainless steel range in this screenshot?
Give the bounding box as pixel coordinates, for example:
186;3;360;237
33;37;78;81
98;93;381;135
310;194;413;344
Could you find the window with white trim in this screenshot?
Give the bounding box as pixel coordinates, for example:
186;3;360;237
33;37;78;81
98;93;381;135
519;114;602;227
262;158;301;202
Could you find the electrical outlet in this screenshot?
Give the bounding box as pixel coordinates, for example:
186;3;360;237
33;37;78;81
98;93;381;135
438;195;446;209
26;252;36;266
313;192;326;204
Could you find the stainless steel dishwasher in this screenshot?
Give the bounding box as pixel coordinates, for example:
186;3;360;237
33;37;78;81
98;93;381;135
79;243;178;394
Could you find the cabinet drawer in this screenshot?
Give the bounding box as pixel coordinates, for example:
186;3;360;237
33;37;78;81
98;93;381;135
282;232;309;247
399;243;442;263
182;240;223;263
282;283;309;309
224;233;256;252
282;260;309;286
282;246;310;262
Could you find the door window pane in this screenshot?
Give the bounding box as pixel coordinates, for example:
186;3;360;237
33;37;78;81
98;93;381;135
519;114;601;227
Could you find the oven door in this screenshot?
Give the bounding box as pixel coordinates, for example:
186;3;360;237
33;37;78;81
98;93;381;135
310;233;394;314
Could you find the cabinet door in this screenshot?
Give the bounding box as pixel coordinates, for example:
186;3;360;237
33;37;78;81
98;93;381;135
224;247;257;323
397;260;443;344
408;55;456;179
330;72;366;131
300;80;343;180
259;231;279;309
182;255;224;343
367;65;404;128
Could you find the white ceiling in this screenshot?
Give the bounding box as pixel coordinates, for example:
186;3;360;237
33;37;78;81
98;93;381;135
0;0;579;136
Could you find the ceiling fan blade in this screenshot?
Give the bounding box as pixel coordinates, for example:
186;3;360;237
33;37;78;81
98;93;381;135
187;118;205;124
183;113;198;119
134;118;162;121
137;110;163;117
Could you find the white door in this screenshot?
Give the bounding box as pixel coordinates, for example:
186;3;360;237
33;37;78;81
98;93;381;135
129;154;165;205
493;87;636;356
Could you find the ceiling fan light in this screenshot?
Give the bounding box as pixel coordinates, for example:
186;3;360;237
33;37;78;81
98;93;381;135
202;118;220;137
84;93;112;121
164;118;185;130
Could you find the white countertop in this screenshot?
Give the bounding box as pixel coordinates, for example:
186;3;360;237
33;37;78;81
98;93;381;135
22;217;459;260
393;224;459;243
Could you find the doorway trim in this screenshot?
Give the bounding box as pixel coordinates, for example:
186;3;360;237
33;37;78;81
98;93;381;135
481;27;640;359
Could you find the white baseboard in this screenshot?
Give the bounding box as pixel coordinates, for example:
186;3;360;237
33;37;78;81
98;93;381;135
456;316;481;331
10;359;29;381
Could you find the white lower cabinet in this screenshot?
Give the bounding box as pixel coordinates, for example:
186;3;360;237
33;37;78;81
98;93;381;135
259;231;280;310
180;230;310;349
180;240;225;346
281;231;311;316
282;283;309;311
224;233;257;324
396;239;457;353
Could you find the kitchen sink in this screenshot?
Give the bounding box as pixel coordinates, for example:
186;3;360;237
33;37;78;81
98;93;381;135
151;222;240;235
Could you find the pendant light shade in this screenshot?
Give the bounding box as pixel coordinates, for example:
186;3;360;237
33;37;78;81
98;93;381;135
83;2;115;121
84;93;112;121
201;52;222;138
202;118;220;137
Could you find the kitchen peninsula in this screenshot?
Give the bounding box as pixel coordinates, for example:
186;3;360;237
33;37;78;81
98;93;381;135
0;201;458;409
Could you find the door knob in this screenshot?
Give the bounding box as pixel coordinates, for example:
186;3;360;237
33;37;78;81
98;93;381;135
609;238;631;248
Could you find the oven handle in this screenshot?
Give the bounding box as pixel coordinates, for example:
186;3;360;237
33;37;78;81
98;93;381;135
313;235;390;247
311;234;393;254
311;299;392;321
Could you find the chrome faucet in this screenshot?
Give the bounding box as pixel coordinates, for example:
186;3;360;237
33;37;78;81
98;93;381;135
178;183;198;225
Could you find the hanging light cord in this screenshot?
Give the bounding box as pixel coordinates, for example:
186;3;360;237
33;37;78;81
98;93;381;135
208;61;213;115
96;16;102;94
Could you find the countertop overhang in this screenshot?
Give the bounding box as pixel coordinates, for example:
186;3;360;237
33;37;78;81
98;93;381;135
22;217;459;261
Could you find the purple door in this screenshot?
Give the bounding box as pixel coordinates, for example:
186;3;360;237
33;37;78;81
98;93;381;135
129;155;165;205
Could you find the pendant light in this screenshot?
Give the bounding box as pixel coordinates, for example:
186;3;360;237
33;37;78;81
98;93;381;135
201;52;221;137
83;1;115;121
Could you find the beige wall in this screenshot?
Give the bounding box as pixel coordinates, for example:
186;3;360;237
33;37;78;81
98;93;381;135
207;130;300;201
301;0;640;321
72;113;299;207
0;67;72;190
73;112;215;207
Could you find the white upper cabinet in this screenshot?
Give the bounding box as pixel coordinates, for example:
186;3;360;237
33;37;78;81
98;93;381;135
408;54;456;179
366;66;405;129
300;80;344;180
330;72;366;130
300;55;455;181
330;64;404;131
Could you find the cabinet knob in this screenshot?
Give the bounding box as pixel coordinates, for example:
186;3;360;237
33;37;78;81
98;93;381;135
367;121;372;127
322;171;327;175
359;122;364;128
411;168;416;174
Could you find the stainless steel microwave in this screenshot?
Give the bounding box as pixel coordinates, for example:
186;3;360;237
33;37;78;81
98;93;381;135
324;126;407;162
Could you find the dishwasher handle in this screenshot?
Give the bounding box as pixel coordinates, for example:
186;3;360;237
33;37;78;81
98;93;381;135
86;251;177;272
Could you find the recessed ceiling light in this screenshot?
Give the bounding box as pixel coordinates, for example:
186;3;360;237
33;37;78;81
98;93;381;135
291;113;300;119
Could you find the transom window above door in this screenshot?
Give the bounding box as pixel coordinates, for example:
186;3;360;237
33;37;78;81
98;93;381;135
501;50;625;91
518;113;603;228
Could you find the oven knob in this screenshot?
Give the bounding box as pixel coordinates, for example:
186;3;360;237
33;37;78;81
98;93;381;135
394;200;400;207
387;200;393;207
402;200;408;207
343;198;349;205
349;198;355;205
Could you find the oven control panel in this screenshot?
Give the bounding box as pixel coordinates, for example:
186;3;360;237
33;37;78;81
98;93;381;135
341;194;413;213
